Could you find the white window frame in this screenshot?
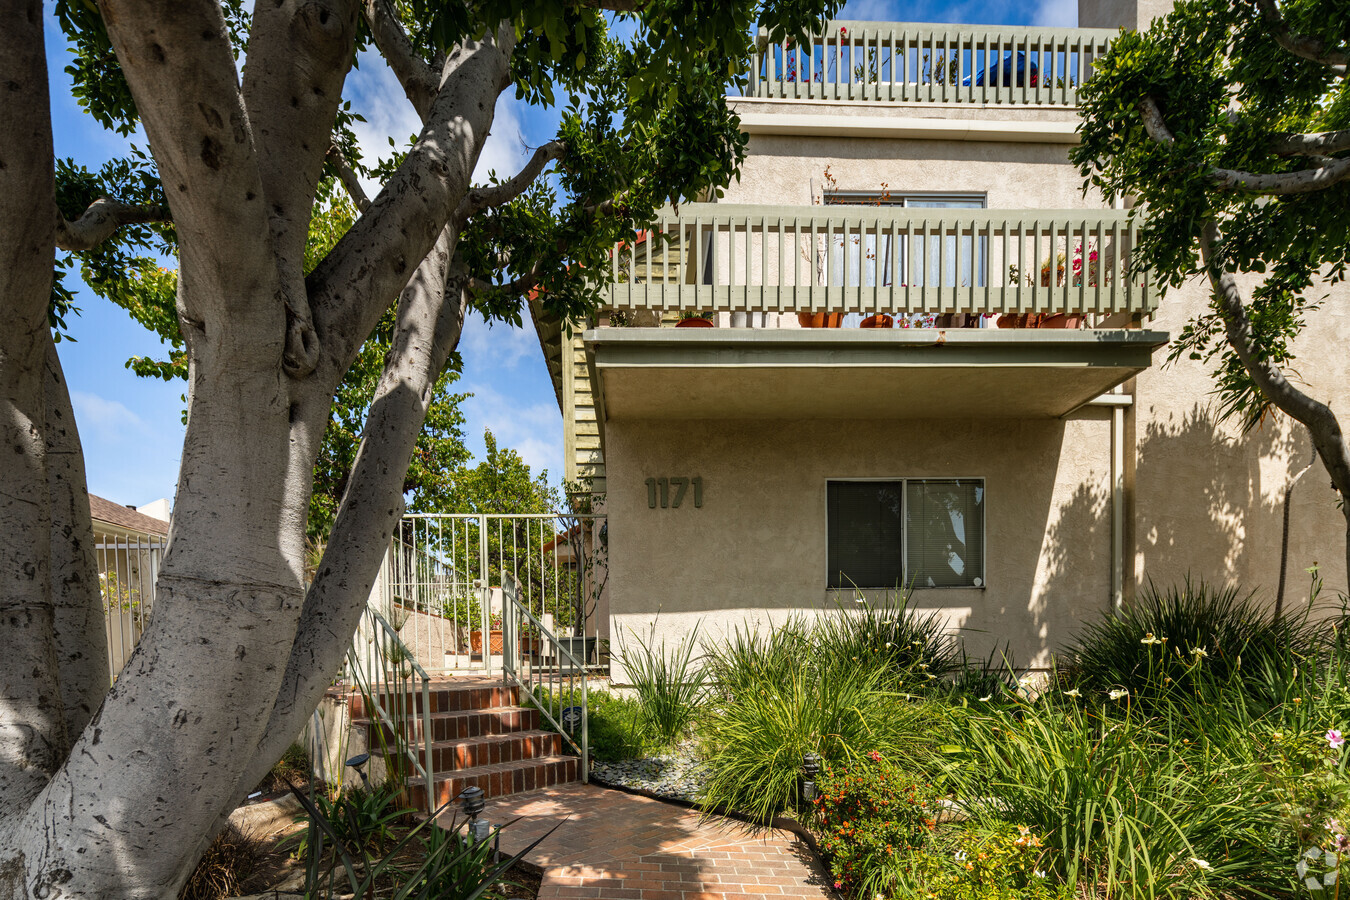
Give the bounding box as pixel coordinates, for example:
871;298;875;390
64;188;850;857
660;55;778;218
824;477;987;591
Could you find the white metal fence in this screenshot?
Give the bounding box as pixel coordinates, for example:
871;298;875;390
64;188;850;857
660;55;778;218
98;532;165;682
375;513;609;676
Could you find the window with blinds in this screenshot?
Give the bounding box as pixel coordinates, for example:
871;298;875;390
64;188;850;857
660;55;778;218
826;479;985;589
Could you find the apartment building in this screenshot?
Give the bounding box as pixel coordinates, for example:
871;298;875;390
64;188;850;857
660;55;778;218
544;0;1350;668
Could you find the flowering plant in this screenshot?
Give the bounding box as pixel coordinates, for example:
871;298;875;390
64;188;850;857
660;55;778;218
813;753;939;897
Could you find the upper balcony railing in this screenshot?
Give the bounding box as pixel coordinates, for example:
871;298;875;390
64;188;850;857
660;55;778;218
606;204;1155;319
745;21;1117;107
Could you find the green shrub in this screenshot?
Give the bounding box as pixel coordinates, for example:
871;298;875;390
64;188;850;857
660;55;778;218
699;619;947;823
289;782;409;859
904;825;1070;900
619;621;707;747
949;694;1297;899
813;590;961;692
814;752;940;898
1064;578;1322;710
535;685;654;761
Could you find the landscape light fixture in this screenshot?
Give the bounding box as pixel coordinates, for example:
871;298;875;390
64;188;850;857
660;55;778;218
459;785;491;844
345;752;371;789
801;752;821;806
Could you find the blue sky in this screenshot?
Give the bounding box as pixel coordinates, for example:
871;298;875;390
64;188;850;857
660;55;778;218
51;0;1075;508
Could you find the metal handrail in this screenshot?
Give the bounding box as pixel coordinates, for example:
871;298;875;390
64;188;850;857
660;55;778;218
746;21;1116;106
346;606;437;816
499;574;589;783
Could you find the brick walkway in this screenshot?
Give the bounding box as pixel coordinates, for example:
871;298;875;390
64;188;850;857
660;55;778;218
449;782;835;899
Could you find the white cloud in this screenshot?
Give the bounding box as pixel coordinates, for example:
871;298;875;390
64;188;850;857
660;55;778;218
472;94;531;186
460;315;537;372
71;391;147;446
459;384;563;480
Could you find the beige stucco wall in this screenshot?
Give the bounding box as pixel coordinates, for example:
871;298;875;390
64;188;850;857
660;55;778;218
607;414;1113;671
724;134;1101;210
1131;275;1350;610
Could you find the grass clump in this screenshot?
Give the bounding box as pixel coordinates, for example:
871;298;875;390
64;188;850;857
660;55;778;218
699;617;949;824
1064;577;1322;709
619;620;708;746
178;823;265;900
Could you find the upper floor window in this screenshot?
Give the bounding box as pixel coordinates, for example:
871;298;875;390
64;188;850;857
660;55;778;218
823;192;987;290
827;478;985;589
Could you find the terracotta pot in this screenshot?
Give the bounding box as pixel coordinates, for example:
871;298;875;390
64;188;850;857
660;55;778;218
797;312;844;328
676;317;713;328
997;313;1047;329
1039;313;1084;329
469;630;504;654
859;314;893;329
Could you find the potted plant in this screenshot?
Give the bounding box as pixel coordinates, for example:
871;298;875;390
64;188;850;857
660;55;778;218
470;613;504;655
797;311;843;328
676;310;714;328
860;313;893;328
518;619;542;657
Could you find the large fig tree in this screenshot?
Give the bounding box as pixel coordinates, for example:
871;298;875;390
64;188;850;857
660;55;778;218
0;0;837;895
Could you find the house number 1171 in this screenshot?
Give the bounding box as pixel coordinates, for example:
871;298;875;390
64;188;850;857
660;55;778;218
646;476;703;509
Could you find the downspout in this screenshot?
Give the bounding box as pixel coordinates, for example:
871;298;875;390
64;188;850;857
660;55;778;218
1088;391;1132;616
1112;401;1125;615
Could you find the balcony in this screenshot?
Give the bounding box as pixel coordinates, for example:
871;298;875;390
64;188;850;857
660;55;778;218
584;204;1167;422
604;204;1156;320
745;21;1117;108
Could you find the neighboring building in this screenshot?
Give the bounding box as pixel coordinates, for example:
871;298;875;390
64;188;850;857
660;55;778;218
91;494;170;681
546;0;1350;670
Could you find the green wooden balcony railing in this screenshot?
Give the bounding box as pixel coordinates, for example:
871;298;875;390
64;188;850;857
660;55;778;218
606;204;1154;318
745;21;1117;106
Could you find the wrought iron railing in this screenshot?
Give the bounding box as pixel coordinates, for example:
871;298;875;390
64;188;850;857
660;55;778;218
499;574;589;783
346;606;437;816
607;204;1154;318
747;21;1116;106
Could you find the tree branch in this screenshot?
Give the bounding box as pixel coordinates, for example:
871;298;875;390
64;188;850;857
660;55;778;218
1271;128;1350;157
326;144;371;213
232;228;469;811
362;0;437;120
1199;219;1350;523
308;24;515;383
55;198;170;252
1140;96;1350;195
1255;0;1349;74
455;141;564;223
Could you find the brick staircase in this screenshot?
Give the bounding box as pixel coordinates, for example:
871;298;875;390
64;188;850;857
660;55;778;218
353;678;580;811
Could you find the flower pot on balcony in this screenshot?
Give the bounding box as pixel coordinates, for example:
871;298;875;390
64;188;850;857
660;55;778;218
1039;313;1084;329
859;314;893;329
797;312;843;328
470;630;504;654
676;316;713;328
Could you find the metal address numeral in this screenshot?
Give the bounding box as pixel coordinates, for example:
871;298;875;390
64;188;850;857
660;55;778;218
646;476;703;509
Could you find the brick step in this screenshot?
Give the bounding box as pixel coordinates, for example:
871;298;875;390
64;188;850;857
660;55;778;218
406;755;581;809
362;705;543;744
349;682;518;718
429;729;562;772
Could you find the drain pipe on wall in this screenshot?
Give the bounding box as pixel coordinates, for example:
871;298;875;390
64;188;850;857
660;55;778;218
1088;391;1133;616
1275;447;1317;620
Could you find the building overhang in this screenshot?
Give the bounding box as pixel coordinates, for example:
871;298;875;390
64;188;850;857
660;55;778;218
585;328;1168;421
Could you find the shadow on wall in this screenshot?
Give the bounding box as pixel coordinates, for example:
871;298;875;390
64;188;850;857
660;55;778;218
1134;403;1340;611
942;402;1335;668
